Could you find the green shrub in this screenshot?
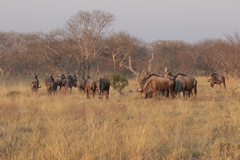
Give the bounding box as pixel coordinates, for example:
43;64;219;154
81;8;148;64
110;74;129;93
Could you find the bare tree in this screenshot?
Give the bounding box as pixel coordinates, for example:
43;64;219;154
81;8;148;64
150;40;193;74
120;53;154;86
65;10;115;77
37;30;76;75
224;32;240;76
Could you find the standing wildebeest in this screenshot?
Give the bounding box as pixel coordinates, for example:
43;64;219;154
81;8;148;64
55;74;66;91
77;77;86;93
175;73;197;98
45;75;58;95
208;73;226;89
30;75;41;92
173;79;184;98
62;74;77;93
164;72;185;98
96;78;110;99
138;74;174;99
85;76;96;98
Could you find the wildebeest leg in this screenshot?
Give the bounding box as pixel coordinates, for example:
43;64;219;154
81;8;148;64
183;91;189;99
183;91;186;98
86;89;89;98
106;90;110;99
192;88;197;98
154;90;159;100
91;90;94;98
168;88;172;99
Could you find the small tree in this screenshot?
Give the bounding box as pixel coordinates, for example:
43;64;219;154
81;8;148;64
110;74;128;94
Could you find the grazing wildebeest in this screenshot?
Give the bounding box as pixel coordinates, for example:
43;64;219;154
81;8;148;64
138;74;174;99
62;74;77;93
96;78;110;99
77;77;86;93
45;75;58;95
85;77;95;98
55;74;66;91
208;73;226;89
175;73;197;98
30;75;41;92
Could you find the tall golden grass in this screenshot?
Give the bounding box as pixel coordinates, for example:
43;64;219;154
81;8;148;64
1;76;240;159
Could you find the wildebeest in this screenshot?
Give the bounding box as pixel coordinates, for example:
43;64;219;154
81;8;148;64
138;74;174;99
96;77;110;99
208;73;226;89
164;72;185;98
173;79;185;98
175;73;197;98
30;75;41;92
85;76;96;98
55;74;66;91
62;74;77;93
77;77;86;93
45;75;58;95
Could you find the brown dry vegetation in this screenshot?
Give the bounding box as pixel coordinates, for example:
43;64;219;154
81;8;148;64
1;77;240;159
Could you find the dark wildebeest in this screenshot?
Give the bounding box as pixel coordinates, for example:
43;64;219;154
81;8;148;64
165;72;185;98
138;74;174;99
45;75;58;95
30;75;41;92
208;73;226;89
55;74;66;91
77;77;86;93
96;78;110;99
173;79;185;98
175;73;197;98
85;76;95;98
62;74;77;93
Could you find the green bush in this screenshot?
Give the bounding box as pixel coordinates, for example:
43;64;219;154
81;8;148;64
110;74;129;93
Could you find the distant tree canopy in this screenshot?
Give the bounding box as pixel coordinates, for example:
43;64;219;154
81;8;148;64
0;10;240;79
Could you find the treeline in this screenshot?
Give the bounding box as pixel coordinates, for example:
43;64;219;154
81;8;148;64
0;10;240;79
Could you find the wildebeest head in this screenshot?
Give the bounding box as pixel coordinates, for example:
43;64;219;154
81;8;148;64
207;78;214;87
30;75;41;91
137;74;153;92
207;73;226;89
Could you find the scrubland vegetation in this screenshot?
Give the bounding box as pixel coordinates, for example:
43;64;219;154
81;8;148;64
1;76;240;159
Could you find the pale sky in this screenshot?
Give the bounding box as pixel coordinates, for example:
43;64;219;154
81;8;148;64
1;0;240;43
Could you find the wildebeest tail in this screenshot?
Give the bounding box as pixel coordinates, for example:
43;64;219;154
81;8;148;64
222;76;226;89
99;78;102;93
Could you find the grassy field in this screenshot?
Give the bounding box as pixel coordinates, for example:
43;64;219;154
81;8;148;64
1;76;240;159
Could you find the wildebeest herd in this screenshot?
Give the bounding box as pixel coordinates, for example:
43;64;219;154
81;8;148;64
31;74;111;99
30;72;226;99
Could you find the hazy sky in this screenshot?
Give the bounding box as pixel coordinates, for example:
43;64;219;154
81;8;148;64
1;0;240;43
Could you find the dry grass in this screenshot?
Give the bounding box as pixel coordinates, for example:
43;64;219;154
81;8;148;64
1;76;240;159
